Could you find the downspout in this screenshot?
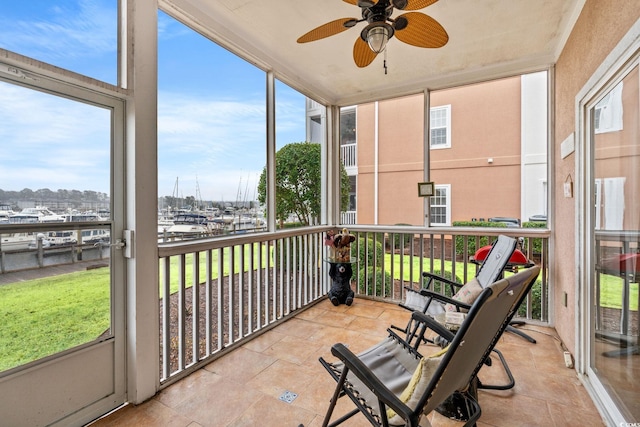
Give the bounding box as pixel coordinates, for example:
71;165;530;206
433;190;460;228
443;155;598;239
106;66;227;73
374;101;379;225
424;89;431;227
325;105;340;225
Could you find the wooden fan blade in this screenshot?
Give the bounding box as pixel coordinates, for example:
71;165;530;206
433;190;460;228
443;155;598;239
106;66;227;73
402;0;439;11
353;37;377;68
297;18;356;43
394;12;448;48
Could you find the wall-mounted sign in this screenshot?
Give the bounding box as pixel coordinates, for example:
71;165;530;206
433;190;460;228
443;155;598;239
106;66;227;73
417;182;435;197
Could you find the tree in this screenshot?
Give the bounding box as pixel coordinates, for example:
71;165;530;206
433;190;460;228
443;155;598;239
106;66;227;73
184;195;196;210
257;142;350;226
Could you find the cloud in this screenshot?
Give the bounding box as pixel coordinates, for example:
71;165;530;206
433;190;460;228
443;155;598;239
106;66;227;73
0;1;309;202
0;80;110;193
157;89;306;201
0;0;117;62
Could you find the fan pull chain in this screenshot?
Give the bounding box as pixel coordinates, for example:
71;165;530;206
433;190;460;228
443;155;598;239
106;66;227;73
383;49;388;74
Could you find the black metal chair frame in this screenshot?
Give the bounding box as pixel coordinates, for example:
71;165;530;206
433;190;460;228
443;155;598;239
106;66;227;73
308;266;540;427
391;235;521;390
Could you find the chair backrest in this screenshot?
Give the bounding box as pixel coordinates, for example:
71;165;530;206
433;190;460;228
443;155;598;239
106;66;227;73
416;265;540;417
475;235;518;288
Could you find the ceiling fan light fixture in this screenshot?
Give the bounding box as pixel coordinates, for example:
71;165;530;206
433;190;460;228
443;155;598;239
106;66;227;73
365;24;393;53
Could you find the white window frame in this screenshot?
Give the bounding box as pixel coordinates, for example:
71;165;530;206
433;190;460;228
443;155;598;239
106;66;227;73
430;184;451;226
430;105;451;149
594;81;624;134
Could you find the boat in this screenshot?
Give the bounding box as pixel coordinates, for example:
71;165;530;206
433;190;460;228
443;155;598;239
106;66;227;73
63;212;106;222
161;213;215;241
230;215;266;233
157;218;175;235
0;204;15;223
81;229;110;245
9;206;65;223
0;233;51;251
47;230;78;246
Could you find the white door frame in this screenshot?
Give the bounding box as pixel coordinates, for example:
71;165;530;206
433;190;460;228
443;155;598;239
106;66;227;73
575;20;640;426
0;63;127;427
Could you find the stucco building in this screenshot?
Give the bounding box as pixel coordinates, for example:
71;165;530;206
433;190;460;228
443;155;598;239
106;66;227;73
0;1;639;425
333;72;548;226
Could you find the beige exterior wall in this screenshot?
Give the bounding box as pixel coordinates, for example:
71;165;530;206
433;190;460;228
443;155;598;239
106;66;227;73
431;78;523;223
554;0;640;353
353;0;640;365
356;96;425;225
355;77;524;226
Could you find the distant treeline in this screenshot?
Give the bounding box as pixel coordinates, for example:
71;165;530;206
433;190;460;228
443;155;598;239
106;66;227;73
0;188;257;213
159;195;257;211
0;188;109;212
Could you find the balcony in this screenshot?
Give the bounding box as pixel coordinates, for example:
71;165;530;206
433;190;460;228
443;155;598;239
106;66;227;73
341;143;357;171
154;226;548;383
87;225;608;426
90;300;602;426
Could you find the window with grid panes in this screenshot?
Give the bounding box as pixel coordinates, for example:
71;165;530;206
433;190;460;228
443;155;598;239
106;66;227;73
430;185;450;225
430;105;451;149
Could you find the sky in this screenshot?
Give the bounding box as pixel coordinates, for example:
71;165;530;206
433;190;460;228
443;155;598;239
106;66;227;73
0;0;307;203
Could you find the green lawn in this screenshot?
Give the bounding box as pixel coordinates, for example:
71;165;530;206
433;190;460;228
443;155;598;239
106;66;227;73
379;254;637;311
598;274;639;311
1;251;636;371
0;268;110;371
160;245;272;297
0;246;273;370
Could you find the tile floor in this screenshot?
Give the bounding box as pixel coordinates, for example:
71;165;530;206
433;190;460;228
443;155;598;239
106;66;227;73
89;298;605;427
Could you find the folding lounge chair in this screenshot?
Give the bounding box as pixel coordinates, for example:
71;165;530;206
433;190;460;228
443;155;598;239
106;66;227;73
308;266;540;427
397;236;534;391
392;235;517;339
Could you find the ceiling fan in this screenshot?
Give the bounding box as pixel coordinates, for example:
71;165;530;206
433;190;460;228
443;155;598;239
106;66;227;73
297;0;449;68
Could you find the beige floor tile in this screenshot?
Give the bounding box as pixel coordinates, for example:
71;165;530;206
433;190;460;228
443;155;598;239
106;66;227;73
156;369;223;408
241;329;287;352
312;309;358;328
227;394;317;427
276;317;327;338
510;367;593;411
245;358;316;399
171;377;264;427
204;346;277;382
547;401;606;426
377;306;413;327
92;301;606;427
478;392;554;427
90;400;194;427
348;315;397;335
295;305;328;321
343;303;386;319
261;334;325;365
306;323;364;347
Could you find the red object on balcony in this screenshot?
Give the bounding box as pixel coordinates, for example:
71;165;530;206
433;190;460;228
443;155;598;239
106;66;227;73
471;244;531;267
600;253;640;279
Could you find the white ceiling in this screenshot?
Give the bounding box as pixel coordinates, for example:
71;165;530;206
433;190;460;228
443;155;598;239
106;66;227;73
162;0;585;106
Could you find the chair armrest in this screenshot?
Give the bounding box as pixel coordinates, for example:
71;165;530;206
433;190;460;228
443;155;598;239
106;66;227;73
418;289;472;312
422;271;463;295
330;343;415;423
410;311;455;342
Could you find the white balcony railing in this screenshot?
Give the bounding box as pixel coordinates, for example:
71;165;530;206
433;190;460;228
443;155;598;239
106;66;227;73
340;210;356;225
157;225;549;385
340;143;357;168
